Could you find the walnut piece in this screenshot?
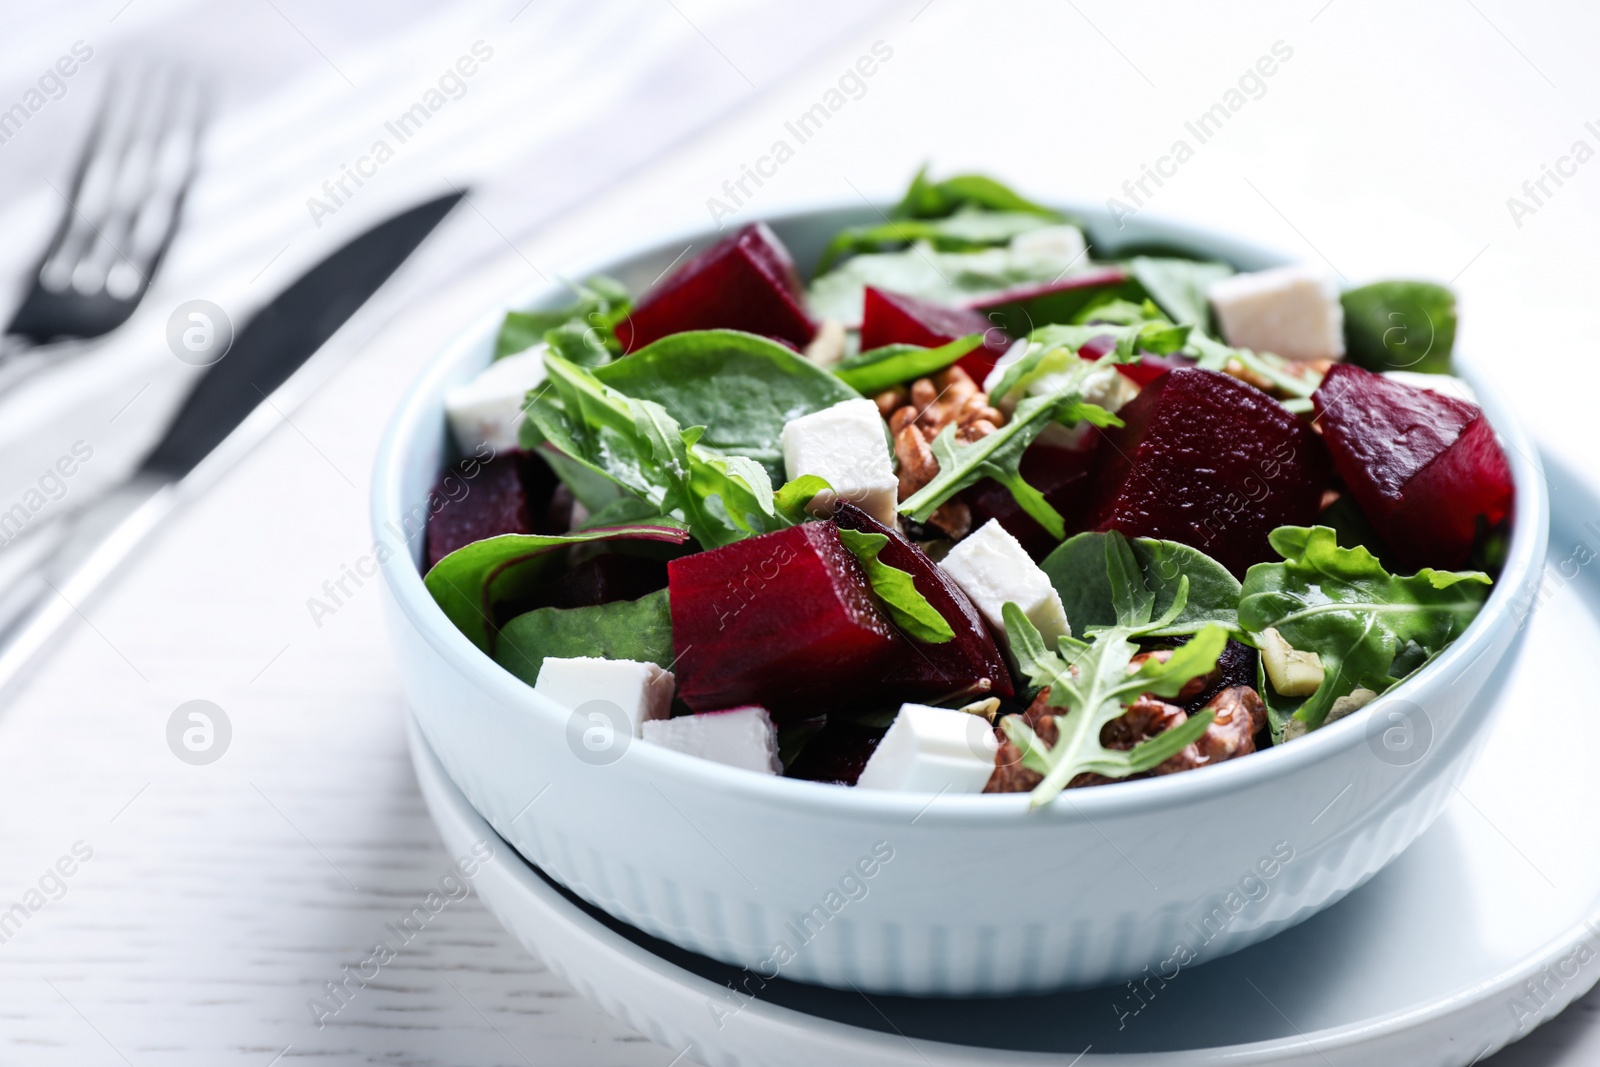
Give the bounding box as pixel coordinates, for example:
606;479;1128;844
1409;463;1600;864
887;366;1003;540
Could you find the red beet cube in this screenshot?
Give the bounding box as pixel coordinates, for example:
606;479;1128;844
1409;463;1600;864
859;286;1010;383
964;443;1099;559
784;717;888;785
833;504;1013;701
1313;365;1512;569
966;267;1141;337
614;223;816;352
1083;368;1330;577
424;452;557;570
668;522;896;714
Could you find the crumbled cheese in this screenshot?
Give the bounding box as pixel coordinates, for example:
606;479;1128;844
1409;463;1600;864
856;703;1000;792
1036;361;1140;449
1259;627;1325;697
779;398;899;526
533;656;673;737
938;519;1070;646
641;706;781;774
1208;265;1344;362
444;345;549;453
1009;224;1088;266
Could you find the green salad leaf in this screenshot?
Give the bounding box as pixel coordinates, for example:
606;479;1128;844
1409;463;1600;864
832;334;983;394
1000;532;1229;809
424;521;690;653
523;354;790;549
1238;526;1491;732
1126;256;1233;333
892;167;1063;221
495;588;674;685
1042;532;1240;637
773;475;832;523
495;277;631;363
1341;280;1458;375
814;209;1056;275
592;330;858;484
836;528;955;644
898;392;1120;540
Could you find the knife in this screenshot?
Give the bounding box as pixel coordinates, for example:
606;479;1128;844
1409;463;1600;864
0;191;463;698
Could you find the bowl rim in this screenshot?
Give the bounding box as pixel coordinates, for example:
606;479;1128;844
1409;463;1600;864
373;199;1551;824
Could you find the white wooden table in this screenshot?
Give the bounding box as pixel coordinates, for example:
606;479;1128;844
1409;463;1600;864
4;1;1600;1063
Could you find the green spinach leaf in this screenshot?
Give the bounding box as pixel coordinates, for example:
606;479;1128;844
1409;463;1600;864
495;277;631;362
1126;257;1233;333
1042;532;1240;636
1341;280;1457;375
836;528;955;644
424;521;689;653
495;588;674;685
815;209;1055;274
892;167;1063;220
592;330;858;484
1238;525;1491;730
832;335;983;394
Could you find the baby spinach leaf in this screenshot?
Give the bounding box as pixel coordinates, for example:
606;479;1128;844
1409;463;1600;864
1042;532;1240;637
832;335;983;394
1238;525;1491;730
1341;280;1458;375
593;330;858;484
892;167;1063;220
495;588;674;686
836;528;955;644
495;277;631;361
424;521;690;653
1126;257;1232;333
815;209;1054;274
898;393;1120;539
774;475;832;523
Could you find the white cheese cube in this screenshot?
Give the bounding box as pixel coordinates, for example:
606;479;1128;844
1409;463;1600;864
1208;265;1344;362
981;337;1033;395
1382;371;1479;406
1009;224;1088;266
533;656;673;737
938;519;1070;646
641;706;781;774
779;398;899;526
857;703;1000;793
444;345;549;454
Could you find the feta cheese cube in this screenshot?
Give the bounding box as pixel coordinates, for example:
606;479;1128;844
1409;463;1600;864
1208;265;1344;362
1009;224;1088;266
938;519;1070;645
533;656;673;737
779;398;899;526
444;345;549;454
1381;371;1479;406
641;706;781;774
856;703;1000;793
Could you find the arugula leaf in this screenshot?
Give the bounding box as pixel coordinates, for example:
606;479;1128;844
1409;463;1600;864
1126;257;1233;333
773;475;832;523
1042;532;1240;637
814;209;1055;275
898;393;1120;540
892;167;1063;220
1238;525;1491;730
836;528;955;644
1341;280;1458;375
1000;561;1230;809
986;323;1131;405
832;335;983;395
424;522;690;652
495;277;631;362
593;330;858;484
495;588;674;685
524;354;788;549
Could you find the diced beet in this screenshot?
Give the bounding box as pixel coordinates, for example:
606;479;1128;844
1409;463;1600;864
614;223;816;352
1083;368;1330;577
966;267;1142;337
1182;638;1259;715
833;504;1013;701
784;716;888;786
530;554;669;611
1313;364;1512;569
424;452;558;570
668;522;896;715
859;286;1010;384
964;443;1098;559
1077;334;1118;361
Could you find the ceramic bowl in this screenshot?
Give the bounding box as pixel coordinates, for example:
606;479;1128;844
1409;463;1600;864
373;204;1549;996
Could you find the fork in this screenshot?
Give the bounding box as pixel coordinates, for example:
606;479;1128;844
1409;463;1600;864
0;66;205;381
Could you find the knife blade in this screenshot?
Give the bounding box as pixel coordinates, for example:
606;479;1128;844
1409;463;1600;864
0;191;463;699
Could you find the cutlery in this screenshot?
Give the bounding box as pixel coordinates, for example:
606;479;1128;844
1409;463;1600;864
0;191;464;699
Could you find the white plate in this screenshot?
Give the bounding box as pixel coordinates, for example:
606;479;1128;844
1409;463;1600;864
408;447;1600;1067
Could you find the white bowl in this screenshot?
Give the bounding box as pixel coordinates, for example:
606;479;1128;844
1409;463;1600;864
373;204;1549;996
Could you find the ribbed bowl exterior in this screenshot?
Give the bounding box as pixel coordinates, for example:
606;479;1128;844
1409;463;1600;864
375;205;1548;996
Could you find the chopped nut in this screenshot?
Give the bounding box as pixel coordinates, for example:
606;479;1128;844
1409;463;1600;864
958;697;1002;723
887;366;1002;540
803;319;847;366
1259;627;1324;697
873;386;907;418
1190;686;1265;764
1325;686;1378;724
1223;356;1277;393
